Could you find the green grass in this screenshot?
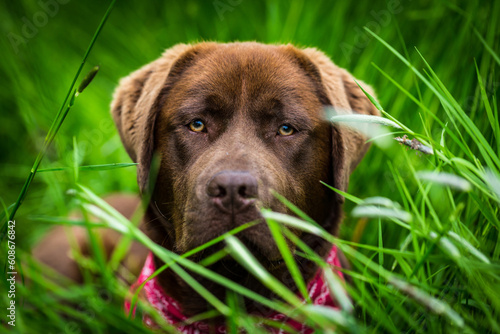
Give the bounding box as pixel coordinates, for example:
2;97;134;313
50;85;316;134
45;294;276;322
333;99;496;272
1;0;499;333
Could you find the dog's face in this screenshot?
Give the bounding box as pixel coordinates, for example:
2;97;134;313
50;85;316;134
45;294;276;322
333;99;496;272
112;42;378;313
154;44;334;262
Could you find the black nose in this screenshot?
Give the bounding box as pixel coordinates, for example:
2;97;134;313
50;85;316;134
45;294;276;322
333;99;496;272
206;171;258;213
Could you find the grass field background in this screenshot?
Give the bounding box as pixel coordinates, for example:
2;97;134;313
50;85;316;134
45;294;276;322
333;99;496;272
1;0;499;333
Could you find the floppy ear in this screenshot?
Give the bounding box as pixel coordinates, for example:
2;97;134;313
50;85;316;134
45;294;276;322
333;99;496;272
282;46;380;199
111;43;214;192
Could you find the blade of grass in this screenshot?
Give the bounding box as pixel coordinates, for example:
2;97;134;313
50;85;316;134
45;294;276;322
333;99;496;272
319;181;363;204
266;214;311;303
473;28;500;66
475;59;500;151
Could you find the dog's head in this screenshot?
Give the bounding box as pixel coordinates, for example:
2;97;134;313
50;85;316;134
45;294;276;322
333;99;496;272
111;42;378;312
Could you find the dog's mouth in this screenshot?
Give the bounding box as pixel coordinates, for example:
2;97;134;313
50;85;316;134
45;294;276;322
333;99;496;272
189;236;286;270
237;236;287;269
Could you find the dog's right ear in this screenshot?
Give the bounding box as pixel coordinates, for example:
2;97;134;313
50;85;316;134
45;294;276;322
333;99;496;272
281;45;380;202
111;43;215;193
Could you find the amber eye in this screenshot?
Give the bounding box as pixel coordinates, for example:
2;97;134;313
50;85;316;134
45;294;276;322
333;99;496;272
189;119;206;132
278;124;295;136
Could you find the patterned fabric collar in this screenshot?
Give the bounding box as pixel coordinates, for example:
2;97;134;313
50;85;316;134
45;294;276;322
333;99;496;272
125;246;343;333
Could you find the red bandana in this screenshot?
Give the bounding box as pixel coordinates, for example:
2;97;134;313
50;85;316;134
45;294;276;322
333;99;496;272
125;246;343;333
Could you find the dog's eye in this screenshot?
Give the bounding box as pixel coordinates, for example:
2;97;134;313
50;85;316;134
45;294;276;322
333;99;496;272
277;124;296;136
189;119;206;132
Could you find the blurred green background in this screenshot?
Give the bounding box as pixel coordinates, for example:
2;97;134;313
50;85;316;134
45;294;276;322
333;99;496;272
1;0;499;333
1;0;496;247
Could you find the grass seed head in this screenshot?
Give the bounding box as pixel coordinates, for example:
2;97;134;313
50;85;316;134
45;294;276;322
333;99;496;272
77;65;100;94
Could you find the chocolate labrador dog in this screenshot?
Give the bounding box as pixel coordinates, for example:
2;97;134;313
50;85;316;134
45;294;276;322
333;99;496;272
36;42;378;318
110;42;378;315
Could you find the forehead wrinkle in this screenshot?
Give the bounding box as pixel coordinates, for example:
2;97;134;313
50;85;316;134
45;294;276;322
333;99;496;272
174;43;322;125
181;58;244;116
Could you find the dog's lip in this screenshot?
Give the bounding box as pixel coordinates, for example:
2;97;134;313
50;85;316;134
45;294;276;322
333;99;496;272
212;197;257;214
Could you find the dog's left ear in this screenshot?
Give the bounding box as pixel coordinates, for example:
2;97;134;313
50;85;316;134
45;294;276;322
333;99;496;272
281;46;380;199
111;43;217;192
